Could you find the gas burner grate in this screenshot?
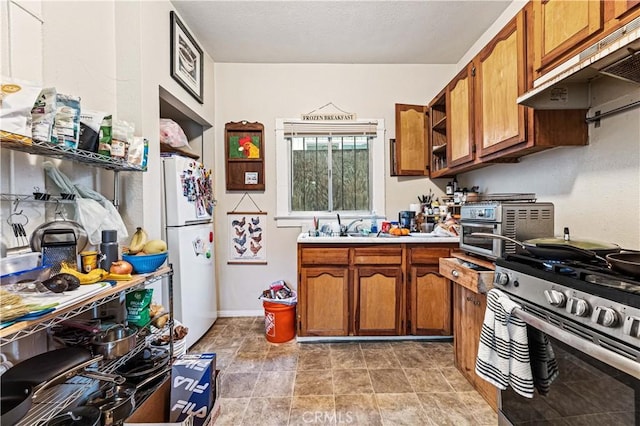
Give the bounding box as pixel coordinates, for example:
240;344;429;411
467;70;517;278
501;253;640;295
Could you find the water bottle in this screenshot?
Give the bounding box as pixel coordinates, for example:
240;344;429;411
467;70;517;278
99;230;119;271
370;211;378;233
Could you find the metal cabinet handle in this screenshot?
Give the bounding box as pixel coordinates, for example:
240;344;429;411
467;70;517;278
451;270;460;278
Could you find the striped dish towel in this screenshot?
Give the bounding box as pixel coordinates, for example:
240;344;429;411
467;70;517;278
528;327;559;395
475;288;535;398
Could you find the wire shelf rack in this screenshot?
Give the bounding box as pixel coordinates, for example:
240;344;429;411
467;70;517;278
1;137;145;172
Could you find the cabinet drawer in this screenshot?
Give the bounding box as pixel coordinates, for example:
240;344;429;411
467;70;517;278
353;246;402;265
300;248;349;265
409;247;452;265
439;257;494;294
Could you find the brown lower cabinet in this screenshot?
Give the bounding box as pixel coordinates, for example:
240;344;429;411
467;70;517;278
441;255;498;412
453;285;498;411
354;266;403;335
299;266;350;336
297;243;457;337
408;247;453;335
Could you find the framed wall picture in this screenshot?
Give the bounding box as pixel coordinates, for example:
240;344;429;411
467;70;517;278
170;11;204;104
225;121;265;191
227;212;267;264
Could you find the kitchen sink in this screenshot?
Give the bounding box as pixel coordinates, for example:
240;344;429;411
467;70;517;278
346;233;376;238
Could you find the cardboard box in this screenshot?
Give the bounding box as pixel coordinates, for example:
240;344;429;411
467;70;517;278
170;353;217;426
125;372;220;426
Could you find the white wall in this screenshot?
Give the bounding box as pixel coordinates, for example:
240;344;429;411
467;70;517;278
214;63;456;315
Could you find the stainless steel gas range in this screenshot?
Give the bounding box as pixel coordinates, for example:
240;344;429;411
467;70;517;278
494;254;640;425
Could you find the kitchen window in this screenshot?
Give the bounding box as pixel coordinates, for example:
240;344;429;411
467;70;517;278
275;119;385;227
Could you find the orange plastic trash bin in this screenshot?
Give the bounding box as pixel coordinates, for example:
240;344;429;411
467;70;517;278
263;301;296;343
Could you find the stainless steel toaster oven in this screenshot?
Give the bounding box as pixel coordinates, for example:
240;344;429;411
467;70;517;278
459;201;554;259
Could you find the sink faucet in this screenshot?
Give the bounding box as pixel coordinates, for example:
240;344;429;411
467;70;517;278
336;214;364;236
345;219;364;234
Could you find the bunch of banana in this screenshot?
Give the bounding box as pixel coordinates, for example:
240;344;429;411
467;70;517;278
60;262;109;285
128;227;148;254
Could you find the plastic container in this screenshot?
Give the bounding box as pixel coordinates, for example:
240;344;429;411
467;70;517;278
263;301;296;343
0;252;42;276
0;265;52;285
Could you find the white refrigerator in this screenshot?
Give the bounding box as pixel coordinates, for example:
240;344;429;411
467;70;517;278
163;156;217;348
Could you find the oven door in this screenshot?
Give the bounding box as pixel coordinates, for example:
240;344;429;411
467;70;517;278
460;221;501;259
499;309;640;425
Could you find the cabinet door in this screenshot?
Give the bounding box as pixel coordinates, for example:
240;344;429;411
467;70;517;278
454;284;477;381
612;0;640;18
475;14;527;158
354;267;403;335
395;104;428;176
447;64;474;167
299;267;349;336
410;266;452;336
533;0;603;75
453;285;498;411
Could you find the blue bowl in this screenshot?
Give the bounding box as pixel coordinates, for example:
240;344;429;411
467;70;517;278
122;252;168;274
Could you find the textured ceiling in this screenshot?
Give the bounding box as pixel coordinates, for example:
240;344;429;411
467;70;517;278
171;1;512;64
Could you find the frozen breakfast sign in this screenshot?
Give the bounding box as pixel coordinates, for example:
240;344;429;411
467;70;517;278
301;102;357;121
301;112;357;121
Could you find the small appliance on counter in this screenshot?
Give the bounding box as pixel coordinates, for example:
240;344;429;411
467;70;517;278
398;211;416;230
459;194;554;260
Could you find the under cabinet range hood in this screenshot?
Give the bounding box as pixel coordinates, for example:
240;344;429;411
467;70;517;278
518;16;640;110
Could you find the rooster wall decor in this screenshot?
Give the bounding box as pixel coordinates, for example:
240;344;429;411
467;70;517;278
228;211;267;264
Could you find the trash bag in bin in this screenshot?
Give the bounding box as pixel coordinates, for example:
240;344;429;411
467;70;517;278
259;280;296;343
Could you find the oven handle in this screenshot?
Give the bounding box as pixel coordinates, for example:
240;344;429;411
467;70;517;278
513;308;640;380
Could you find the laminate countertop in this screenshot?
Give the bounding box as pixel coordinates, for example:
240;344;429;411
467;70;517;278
297;232;459;244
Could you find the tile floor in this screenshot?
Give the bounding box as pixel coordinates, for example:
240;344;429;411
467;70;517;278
190;317;497;425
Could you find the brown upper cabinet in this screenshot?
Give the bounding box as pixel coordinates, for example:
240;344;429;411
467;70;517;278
533;0;604;78
612;0;640;19
532;0;640;80
447;63;475;168
474;14;527;158
394;104;429;176
425;6;588;177
427;63;475;179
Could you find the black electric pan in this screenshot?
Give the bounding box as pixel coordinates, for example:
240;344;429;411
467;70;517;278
1;347;93;386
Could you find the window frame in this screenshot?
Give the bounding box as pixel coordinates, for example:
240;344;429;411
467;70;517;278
275;118;386;228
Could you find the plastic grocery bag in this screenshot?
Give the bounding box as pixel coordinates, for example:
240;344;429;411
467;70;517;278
43;161;128;245
258;280;297;305
0;76;42;138
159;118;191;149
74;185;128;243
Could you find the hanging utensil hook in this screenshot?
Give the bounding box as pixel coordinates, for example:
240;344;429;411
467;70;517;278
7;211;28;227
54;200;69;220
